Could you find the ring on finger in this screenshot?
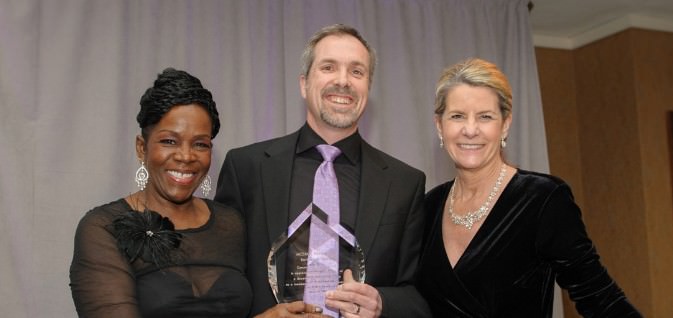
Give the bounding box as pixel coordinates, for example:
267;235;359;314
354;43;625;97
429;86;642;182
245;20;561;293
353;303;361;314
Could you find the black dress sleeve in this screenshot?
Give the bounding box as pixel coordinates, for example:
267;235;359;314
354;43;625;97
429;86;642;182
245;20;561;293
536;184;641;317
70;206;142;318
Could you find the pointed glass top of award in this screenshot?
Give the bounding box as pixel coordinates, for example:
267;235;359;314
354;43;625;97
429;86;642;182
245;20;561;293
267;203;365;307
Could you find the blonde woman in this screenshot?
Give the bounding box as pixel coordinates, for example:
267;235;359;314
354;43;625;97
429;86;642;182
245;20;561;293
417;58;640;317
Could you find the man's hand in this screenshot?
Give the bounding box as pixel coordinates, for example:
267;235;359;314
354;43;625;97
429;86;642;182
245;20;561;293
324;269;382;318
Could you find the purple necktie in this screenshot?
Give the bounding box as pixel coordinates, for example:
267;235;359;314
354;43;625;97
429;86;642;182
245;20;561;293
304;144;341;317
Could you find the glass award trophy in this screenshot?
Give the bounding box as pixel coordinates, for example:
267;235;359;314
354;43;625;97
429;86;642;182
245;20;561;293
267;203;365;312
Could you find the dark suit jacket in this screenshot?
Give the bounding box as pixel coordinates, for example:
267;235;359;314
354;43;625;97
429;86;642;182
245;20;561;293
214;129;431;317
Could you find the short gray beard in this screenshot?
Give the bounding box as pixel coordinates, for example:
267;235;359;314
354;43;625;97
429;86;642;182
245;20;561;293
320;107;358;129
315;85;361;128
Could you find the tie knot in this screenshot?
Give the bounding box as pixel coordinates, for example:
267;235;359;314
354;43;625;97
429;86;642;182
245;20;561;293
316;144;341;162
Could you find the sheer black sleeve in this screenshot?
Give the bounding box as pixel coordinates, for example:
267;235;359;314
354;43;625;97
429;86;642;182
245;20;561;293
70;202;142;318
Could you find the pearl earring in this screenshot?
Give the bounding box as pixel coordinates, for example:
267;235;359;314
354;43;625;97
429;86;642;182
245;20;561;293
501;137;507;148
439;136;444;148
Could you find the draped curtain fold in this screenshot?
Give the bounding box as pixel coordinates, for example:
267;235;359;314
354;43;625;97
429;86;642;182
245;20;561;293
0;0;554;316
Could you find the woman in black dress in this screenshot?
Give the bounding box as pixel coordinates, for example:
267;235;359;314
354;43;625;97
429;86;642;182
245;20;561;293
417;58;641;317
70;68;252;317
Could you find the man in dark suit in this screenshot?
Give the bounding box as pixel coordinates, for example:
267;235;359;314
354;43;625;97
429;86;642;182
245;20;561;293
215;24;430;318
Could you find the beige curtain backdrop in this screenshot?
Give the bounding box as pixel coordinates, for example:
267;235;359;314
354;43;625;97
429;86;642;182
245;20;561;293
0;0;554;316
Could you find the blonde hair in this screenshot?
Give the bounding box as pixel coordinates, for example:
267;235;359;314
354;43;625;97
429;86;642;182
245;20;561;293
434;58;512;118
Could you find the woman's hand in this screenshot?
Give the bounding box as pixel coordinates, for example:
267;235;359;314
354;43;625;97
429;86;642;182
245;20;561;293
253;301;328;318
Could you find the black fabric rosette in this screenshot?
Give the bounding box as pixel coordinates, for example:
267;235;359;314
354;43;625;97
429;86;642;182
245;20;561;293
112;209;183;268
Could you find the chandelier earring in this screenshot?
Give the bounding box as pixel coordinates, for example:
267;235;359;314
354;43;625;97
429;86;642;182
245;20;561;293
135;161;149;190
200;175;212;197
501;136;507;149
439;136;444;148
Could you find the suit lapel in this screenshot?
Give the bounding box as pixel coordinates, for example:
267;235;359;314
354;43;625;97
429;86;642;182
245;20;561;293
356;142;390;254
261;132;300;246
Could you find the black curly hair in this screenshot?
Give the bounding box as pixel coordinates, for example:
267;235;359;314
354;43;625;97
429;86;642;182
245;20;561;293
136;68;220;139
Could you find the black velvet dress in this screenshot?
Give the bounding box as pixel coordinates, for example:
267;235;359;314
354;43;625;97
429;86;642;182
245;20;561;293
417;170;641;317
70;199;252;318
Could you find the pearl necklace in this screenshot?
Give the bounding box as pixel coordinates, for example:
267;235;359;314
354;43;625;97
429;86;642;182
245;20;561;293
448;164;507;229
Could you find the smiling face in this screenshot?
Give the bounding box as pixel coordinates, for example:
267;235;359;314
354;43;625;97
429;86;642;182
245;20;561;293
300;34;370;139
136;104;212;205
435;84;511;171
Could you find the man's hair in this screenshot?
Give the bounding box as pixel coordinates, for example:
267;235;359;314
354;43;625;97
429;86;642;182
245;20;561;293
300;24;377;86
